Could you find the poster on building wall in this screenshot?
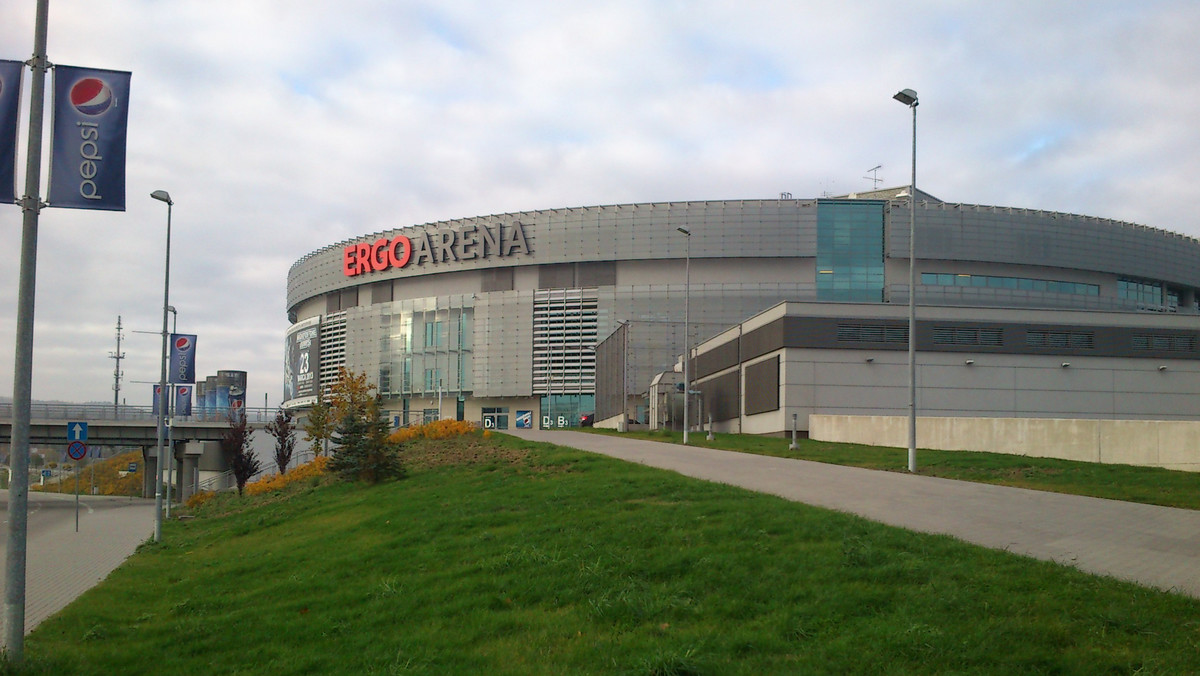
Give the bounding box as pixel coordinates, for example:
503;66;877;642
284;317;321;405
219;370;247;416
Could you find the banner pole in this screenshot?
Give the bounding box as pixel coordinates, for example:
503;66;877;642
5;0;50;660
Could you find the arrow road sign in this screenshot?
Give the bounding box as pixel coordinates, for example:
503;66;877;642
67;421;88;441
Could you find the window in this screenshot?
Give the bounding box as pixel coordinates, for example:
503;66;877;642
424;320;443;348
424;368;442;391
922;273;1098;296
816;200;885;302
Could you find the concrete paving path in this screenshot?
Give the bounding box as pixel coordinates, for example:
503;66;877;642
509;429;1200;598
0;490;155;638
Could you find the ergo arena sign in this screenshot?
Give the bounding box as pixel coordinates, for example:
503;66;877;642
344;221;531;277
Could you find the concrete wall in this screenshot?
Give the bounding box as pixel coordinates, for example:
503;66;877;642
810;414;1200;472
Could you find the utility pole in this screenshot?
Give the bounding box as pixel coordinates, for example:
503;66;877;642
109;316;125;419
6;0;50;659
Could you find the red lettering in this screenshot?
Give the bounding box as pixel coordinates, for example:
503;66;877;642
388;235;412;269
343;245;358;276
355;243;371;275
370;238;389;271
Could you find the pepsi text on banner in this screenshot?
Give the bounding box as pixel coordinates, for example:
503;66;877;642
175;385;192;417
169;334;197;384
47;65;131;211
0;60;23;205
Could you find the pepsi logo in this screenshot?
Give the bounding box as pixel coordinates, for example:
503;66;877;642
178;387;190;396
69;77;115;116
175;336;193;351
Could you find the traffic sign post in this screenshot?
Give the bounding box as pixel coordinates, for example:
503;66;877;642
66;441;87;461
67;422;88;442
65;425;89;534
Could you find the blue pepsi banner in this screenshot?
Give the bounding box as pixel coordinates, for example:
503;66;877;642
169;333;197;384
152;384;164;416
175;385;193;416
48;65;131;211
0;60;22;205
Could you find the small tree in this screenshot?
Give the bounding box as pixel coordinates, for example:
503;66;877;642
328;396;404;484
305;367;378;457
266;408;296;475
221;412;261;496
328;367;377;425
303;389;334;457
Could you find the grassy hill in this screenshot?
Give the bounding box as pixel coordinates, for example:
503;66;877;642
31;450;143;497
11;433;1200;674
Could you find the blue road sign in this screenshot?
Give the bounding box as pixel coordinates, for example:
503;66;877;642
67;441;87;461
67;422;88;441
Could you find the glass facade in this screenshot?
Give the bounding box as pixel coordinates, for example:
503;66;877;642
923;273;1099;296
1119;278;1177;311
540;394;595;428
816;200;885;302
377;295;474;399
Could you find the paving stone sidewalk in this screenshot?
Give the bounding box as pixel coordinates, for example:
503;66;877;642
1;492;155;636
510;429;1200;598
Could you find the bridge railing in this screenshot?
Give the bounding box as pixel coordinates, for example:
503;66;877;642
0;402;283;424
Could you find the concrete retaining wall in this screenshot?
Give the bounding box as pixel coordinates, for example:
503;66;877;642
809;414;1200;472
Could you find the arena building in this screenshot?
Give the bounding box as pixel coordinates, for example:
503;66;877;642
284;188;1200;438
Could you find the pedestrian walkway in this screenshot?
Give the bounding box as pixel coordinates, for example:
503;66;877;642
509;429;1200;598
0;492;155;636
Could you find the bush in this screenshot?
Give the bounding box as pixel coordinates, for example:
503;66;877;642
185;491;217;510
246;456;330;496
390;419;478;443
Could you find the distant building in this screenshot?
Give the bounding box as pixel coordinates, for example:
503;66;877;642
285;190;1200;437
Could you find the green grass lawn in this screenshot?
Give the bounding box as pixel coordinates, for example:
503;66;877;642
592;428;1200;511
12;434;1200;675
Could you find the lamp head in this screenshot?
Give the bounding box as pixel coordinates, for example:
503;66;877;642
150;190;173;206
676;227;691;236
893;88;918;107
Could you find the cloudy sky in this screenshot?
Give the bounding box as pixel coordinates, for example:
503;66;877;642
1;0;1197;405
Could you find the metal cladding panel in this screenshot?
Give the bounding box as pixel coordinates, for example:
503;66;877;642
472;291;534;397
743;356;780;416
288;200;820;312
888;201;1200;288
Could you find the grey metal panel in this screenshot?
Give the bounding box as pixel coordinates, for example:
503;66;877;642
472;291;534;397
287;199;824;313
888;200;1200;289
699;370;741;421
743;357;779;416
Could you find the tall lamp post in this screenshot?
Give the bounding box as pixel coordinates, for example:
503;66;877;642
893;88;918;473
676;227;691;444
151;189;173;541
165;305;177;519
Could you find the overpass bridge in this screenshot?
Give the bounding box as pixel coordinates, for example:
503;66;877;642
0;402;277;446
0;403;281;500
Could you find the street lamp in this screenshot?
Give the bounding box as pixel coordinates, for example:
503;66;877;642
676;226;691;444
893;88;918;473
151;189;173;541
165;305;177;519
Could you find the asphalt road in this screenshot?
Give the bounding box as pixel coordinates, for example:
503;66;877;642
0;489;155;637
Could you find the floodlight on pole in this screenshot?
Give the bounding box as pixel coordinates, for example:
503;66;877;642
676;226;691;444
151;189;173;542
165;306;177;519
893;88;918;473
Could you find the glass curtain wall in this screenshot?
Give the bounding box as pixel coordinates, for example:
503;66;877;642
378;295;474;424
816;200;885;302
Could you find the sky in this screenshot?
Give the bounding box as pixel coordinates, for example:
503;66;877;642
0;0;1198;405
